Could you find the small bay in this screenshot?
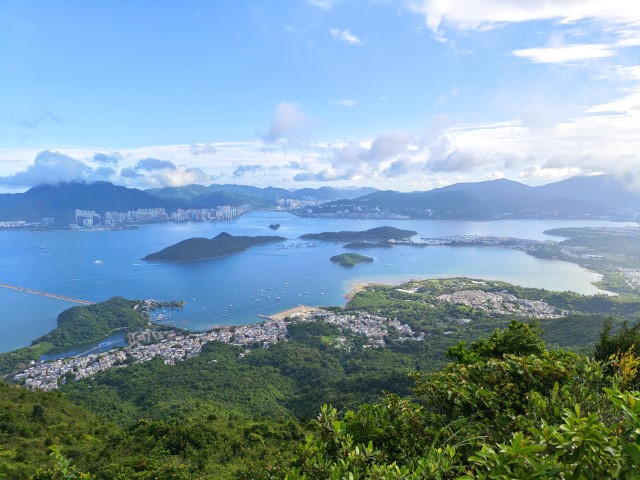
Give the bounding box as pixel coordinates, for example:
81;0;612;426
0;212;634;353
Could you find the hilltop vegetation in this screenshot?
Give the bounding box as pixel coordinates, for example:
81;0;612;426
301;226;417;242
143;232;285;262
330;253;373;267
3;277;640;478
3;318;640;478
35;297;148;349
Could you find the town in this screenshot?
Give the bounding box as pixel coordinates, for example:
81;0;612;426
14;310;422;391
70;204;252;228
435;289;565;319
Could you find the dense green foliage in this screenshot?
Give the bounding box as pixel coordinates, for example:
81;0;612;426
4;278;640;478
594;318;640;382
242;322;640;479
35;297;147;349
143;232;285;262
446;320;545;363
4;319;640;479
330;253;374;267
0;379;307;479
301;226;417;241
0;381;117;479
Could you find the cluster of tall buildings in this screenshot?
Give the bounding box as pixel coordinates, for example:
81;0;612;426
70;205;251;228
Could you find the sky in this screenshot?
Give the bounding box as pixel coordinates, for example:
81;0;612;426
0;0;639;193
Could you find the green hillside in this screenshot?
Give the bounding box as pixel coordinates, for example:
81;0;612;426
2;278;640;478
144;232;285;262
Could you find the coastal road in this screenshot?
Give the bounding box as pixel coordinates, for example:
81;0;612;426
0;282;94;305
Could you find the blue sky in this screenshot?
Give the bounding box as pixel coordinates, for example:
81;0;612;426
1;0;639;192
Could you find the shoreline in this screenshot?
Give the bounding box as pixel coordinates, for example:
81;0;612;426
261;305;327;321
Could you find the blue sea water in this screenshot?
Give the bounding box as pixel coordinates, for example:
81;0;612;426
0;212;633;353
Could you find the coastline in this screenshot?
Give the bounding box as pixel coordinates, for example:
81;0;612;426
262;305;327;321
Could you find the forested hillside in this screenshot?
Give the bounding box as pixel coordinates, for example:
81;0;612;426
3;320;640;478
2;278;640;478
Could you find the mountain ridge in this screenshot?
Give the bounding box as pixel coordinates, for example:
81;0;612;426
1;175;638;223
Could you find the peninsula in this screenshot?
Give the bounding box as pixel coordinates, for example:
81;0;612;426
143;232;285;262
301;226;416;242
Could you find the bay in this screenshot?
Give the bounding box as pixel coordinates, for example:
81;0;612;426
0;212;634;353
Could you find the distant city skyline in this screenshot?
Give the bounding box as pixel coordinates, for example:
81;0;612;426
1;1;639;193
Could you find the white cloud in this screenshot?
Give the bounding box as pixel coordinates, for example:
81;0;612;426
513;44;616;64
189;142;218;155
296;131;414;181
333;99;357;107
0;150;91;187
308;0;333;10
407;1;640;34
330;28;364;45
262;102;310;144
419;79;640;184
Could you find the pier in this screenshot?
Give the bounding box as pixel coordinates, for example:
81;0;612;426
0;282;95;305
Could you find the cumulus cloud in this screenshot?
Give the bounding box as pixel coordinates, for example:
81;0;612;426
294;169;341;182
134;158;177;171
118;157;213;187
92;152;123;165
285;161;308;170
0;150;91;187
189;143;218;155
233;164;264;178
368;132;412;163
427;149;489;172
294;132;413;181
87;166;118;182
382;158;425;177
262;102;310;144
330;28;363;45
120;167;143;179
151;167;212;187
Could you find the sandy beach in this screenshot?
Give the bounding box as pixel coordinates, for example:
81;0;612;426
265;305;326;321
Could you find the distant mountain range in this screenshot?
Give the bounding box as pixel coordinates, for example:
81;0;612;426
0;182;177;223
146;184;378;206
0;182;377;222
302;176;640;220
0;176;637;223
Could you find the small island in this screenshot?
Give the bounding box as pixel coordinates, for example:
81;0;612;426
302;226;417;242
268;223;281;230
143;232;285;262
330;253;374;267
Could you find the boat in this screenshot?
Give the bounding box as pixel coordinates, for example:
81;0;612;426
94;259;103;264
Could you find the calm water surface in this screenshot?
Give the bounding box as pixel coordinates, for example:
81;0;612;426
0;212;634;353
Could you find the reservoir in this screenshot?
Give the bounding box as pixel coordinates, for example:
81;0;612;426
0;212;633;353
